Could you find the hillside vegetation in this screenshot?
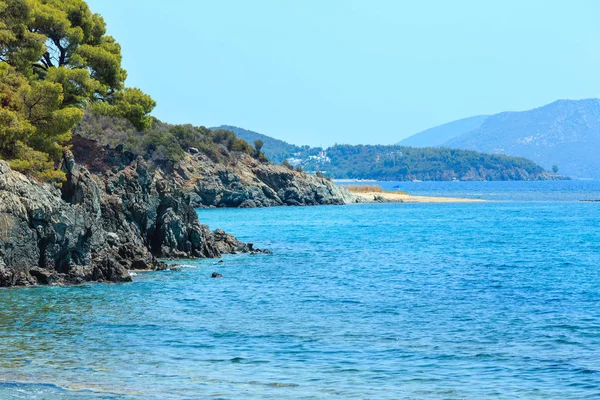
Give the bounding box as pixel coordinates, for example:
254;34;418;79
303;144;558;181
75;113;266;167
0;0;155;180
0;0;276;182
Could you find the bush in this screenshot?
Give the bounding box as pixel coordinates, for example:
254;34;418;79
8;142;65;182
231;138;253;154
210;129;236;150
258;152;269;163
253;139;264;158
74;112;261;166
282;159;294;170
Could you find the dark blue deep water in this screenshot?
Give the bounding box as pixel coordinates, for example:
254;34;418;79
1;181;600;399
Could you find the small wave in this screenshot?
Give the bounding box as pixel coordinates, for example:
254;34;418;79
0;380;142;397
266;382;300;388
474;353;498;359
227;357;270;365
246;380;300;388
573;367;599;375
555;338;582;345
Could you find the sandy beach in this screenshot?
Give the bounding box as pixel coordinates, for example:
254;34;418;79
352;191;485;203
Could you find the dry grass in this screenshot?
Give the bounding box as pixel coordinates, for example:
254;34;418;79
344;184;383;193
345;184;408;195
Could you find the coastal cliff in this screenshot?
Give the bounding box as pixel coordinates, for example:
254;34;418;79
175;152;357;208
70;134;358;208
0;152;258;287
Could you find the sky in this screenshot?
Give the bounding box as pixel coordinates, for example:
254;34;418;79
87;0;600;147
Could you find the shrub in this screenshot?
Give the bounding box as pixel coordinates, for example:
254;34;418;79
258;152;269;163
282;159;294;170
8;142;66;182
231;138;253;154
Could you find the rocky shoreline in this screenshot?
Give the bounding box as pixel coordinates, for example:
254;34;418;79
0;136;364;288
0;152;268;287
0;135;355;288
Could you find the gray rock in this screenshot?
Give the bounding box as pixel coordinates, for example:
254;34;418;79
0;150;258;287
171;153;358;208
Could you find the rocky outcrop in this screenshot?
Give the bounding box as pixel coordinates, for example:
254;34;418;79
68;135;357;209
172;152;358;208
67;135;357;209
0;153;263;287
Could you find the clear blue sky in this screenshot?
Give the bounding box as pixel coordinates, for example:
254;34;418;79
87;0;600;146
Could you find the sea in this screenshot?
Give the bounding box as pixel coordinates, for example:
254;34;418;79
1;180;599;399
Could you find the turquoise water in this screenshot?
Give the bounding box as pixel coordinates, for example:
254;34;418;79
1;181;600;399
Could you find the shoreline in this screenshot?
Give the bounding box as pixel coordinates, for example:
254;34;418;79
352;191;485;203
332;179;377;183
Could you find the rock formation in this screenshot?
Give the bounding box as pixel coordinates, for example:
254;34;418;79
0;151;263;287
69;135;358;209
172;151;358;208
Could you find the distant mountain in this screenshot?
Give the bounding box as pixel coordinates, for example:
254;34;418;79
212;125;305;164
446;99;600;178
400;99;600;179
397;115;489;147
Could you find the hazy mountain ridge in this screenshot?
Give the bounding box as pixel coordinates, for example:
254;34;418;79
402;99;600;179
397;115;489;147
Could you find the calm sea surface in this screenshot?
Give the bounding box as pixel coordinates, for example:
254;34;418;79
1;181;600;399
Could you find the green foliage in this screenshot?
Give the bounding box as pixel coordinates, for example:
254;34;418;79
89;88;155;131
74;112;257;164
253;139;264;158
210;129;236;150
8;141;65;181
170;124;210;149
257;151;268;163
303;144;547;181
231;137;253;153
139;128;181;162
0;0;154;180
0;60;82;178
281;158;294;170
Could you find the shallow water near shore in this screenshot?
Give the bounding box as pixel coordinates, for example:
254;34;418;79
1;181;600;399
